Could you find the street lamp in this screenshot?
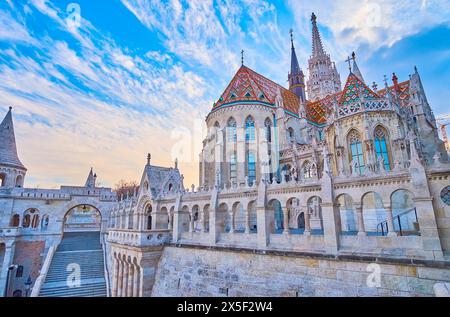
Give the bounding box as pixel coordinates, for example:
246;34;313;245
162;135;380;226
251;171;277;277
3;264;18;297
24;275;32;297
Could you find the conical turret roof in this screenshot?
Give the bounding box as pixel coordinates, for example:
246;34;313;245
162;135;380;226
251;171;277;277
0;107;26;170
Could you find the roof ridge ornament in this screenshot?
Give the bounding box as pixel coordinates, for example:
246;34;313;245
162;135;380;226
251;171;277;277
241;49;244;66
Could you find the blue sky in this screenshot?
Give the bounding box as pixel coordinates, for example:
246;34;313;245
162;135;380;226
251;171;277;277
0;0;449;188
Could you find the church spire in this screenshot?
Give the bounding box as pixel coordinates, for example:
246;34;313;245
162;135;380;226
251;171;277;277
307;13;341;101
0;107;26;170
311;13;325;57
288;29;306;103
85;167;96;188
351;52;365;83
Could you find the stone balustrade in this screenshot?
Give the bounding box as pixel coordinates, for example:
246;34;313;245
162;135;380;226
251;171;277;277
108;229;171;247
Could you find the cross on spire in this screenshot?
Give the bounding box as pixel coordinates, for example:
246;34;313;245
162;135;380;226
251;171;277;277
241;50;244;66
345;55;353;73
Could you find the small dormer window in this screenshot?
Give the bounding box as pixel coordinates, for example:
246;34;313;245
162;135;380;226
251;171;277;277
168;184;173;191
230;93;237;99
259;93;265;99
245;92;252;98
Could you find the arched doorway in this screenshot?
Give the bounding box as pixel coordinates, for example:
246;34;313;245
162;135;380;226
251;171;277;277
63;205;102;232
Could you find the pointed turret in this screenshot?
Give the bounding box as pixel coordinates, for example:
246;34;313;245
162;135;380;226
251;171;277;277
0;107;26;170
288;30;306;102
307;13;341;101
0;107;26;188
351;52;365;83
311;13;325;57
85;168;96;188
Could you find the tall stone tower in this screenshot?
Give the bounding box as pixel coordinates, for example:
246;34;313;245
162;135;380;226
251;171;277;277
306;13;341;101
0;107;27;188
288;30;306;103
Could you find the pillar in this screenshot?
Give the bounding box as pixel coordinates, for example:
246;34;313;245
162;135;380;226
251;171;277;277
117;259;124;297
189;212;194;233
122;261;129;297
414;197;444;260
256;206;269;248
112;256;119;297
282;207;289;235
127;263;134;297
229;210;234;233
133;263;140;297
304;208;311;236
321;202;340;255
244;203;251;234
0;241;15;297
355;205;367;236
385;206;398;237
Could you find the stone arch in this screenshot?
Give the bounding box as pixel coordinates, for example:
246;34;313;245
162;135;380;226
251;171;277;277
391;189;418;235
15;175;23;188
202;204;210;232
41;214;50;230
217;202;229;233
144;204;153;230
10;214;20;227
192;205;200;232
63;204;101;233
267;199;283;234
362;191;387;234
231;201;246;233
336;194;357;234
286;197;300;231
23;208;40;229
247;200;257;232
160;207;169;230
307;196;323;232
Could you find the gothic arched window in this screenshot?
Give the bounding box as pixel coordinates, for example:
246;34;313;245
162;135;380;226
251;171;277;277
247;152;256;185
348;130;365;175
245;116;255;142
303;161;312;179
227;117;237;142
374;127;391;171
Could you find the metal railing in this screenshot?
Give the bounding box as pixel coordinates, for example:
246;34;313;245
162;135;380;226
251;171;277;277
377;208;419;236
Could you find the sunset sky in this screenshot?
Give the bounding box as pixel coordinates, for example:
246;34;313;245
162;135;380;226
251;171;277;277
1;0;449;189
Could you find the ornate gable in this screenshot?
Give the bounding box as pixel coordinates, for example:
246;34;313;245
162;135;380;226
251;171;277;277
338;73;379;106
214;66;300;115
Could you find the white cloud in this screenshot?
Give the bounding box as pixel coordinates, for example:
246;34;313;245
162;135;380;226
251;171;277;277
287;0;450;61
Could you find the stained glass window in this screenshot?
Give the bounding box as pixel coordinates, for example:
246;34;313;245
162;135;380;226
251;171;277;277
227;117;237;142
374;127;391;171
247;152;256;185
245;116;255;141
230;153;237;183
348;130;365;175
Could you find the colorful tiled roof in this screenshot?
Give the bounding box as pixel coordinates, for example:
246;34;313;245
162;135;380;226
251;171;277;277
214;66;300;114
338;73;379;106
377;80;411;106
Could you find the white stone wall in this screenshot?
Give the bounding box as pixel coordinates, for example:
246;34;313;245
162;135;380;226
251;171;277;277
152;246;450;297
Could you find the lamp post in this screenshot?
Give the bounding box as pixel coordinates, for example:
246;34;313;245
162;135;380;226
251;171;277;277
4;264;18;297
24;275;32;297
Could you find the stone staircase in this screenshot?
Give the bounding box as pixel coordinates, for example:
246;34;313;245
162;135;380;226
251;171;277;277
39;231;107;297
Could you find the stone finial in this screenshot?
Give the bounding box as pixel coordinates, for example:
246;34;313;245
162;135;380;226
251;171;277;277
175;158;178;169
147;153;151;165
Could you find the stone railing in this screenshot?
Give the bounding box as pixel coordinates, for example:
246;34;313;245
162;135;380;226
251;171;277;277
108;229;171;247
30;245;57;297
338;99;391;119
0;227;20;238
